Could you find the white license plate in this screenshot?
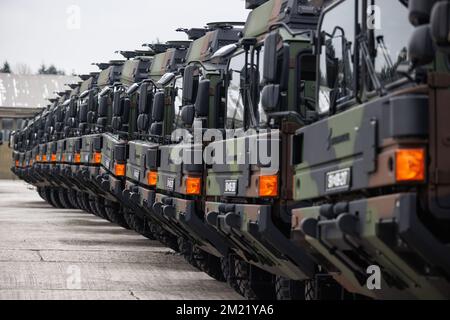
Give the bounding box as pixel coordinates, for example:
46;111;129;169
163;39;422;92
326;168;351;191
166;177;175;191
133;170;140;181
104;157;111;169
224;180;238;195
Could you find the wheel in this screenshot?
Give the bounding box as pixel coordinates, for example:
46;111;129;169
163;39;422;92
42;187;53;205
192;247;225;282
76;192;87;212
95;197;110;221
104;201;131;229
275;276;306;300
131;214;156;240
68;190;80;209
37;187;47;201
88;197;100;217
58;189;73;209
123;210;135;229
221;255;240;292
153;224;179;252
178;238;197;267
234;259;275;300
49;188;64;208
80;193;93;214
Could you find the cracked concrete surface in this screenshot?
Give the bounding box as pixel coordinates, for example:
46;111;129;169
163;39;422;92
0;181;241;300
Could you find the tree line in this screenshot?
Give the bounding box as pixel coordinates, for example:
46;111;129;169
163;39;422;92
0;61;66;75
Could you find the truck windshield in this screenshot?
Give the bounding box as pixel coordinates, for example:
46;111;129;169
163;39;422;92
370;0;413;87
226;48;267;130
226;52;245;129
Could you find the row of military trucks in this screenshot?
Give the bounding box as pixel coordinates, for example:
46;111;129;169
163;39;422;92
9;0;450;299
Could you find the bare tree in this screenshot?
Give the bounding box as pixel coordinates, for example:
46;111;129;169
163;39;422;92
14;63;33;75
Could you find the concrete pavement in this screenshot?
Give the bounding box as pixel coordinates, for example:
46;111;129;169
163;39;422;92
0;180;241;300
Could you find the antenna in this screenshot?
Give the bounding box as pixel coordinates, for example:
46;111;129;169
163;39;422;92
176;27;208;40
91;62;110;71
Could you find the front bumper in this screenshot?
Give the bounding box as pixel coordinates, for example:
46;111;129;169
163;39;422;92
205;201;314;280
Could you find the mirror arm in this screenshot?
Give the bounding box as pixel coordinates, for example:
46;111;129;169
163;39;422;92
266;111;311;126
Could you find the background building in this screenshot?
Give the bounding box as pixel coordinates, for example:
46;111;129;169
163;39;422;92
0;73;79;179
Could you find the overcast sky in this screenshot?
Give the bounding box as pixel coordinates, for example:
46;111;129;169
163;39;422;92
0;0;249;75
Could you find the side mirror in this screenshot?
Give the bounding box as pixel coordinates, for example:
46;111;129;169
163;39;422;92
263;31;279;83
431;1;450;53
183;65;198;104
194;79;210;117
409;0;438;26
409;25;435;66
261;84;280;112
263;31;290;90
122;98;131;124
152;92;165;122
98;95;108;117
181;105;195;127
79;103;88;123
138;82;150;114
113;91;122;116
69;100;77;118
87;111;95;124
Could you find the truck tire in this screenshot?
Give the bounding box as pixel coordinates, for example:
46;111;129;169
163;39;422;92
193;247;225;282
95;197;110;221
49;188;64;208
58;188;73;209
275;276;306;300
234;259;275;300
104;201;130;229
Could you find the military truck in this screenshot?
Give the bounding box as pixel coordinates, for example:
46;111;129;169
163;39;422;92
289;0;450;299
198;0;325;299
121;41;192;241
150;22;245;280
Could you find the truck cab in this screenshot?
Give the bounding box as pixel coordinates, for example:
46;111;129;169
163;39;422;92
290;0;450;299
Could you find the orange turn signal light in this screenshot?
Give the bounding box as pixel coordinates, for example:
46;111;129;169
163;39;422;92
51;154;57;162
93;152;102;164
147;171;158;186
186;177;201;195
396;149;425;182
61;154;65;162
74;153;81;164
42;155;47;162
115;163;126;177
15;160;19;167
259;175;279;197
36;155;40;162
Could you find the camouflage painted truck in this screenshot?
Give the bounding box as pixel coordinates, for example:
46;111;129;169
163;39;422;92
121;41;193;242
290;0;450;299
62;73;104;212
51;83;92;209
95;52;164;228
36;91;76;207
76;62;127;219
201;0;331;300
151;22;245;280
123;25;241;253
